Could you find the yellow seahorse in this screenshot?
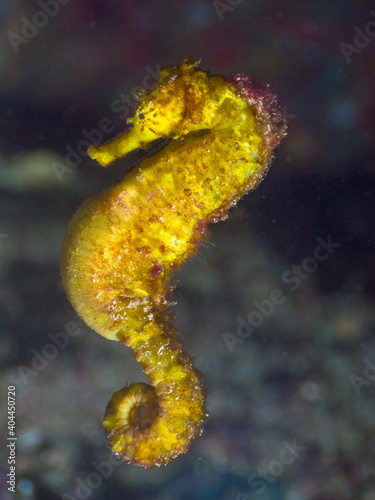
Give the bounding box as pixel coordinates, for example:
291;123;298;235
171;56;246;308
60;60;286;467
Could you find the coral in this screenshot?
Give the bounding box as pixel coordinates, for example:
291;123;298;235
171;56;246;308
60;60;286;467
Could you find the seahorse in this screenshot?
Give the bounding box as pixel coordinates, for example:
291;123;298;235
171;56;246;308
60;60;286;467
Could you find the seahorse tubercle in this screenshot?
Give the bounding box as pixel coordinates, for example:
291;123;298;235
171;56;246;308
60;60;286;467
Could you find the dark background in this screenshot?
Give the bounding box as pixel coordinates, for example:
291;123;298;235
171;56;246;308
1;1;375;499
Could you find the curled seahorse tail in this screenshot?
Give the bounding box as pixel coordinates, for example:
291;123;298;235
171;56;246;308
104;321;206;467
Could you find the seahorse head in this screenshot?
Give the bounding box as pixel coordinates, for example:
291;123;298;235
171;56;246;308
89;60;285;167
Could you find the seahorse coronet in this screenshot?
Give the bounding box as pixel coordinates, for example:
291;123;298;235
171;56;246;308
60;60;286;467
